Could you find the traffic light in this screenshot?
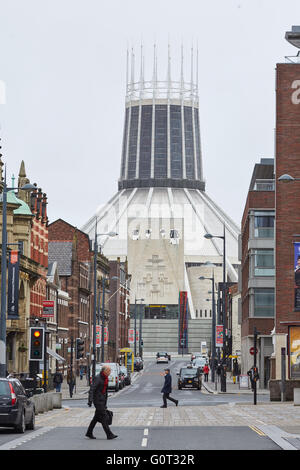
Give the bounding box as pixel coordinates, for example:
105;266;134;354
29;327;44;361
76;338;84;359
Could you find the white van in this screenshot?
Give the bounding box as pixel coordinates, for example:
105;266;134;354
96;363;120;392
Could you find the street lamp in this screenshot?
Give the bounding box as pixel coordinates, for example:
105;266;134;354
92;222;118;381
134;298;144;357
0;160;36;377
204;226;227;392
199;262;216;385
278;174;300;182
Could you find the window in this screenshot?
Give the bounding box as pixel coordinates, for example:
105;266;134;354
253;288;274;317
254;249;275;276
254;211;275;238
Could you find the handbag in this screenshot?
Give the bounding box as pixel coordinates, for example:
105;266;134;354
106;409;113;425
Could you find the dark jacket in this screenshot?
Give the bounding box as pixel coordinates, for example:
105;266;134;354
53;372;63;384
88;373;108;410
161;372;172;394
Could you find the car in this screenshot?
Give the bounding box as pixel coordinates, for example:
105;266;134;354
191;352;202;362
96;363;121;391
156;352;169;364
134;357;143;371
157;351;171;361
191;357;208;373
120;366;131;386
177;366;202;390
0;377;35;433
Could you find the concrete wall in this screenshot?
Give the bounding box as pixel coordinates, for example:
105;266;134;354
130;318;212;353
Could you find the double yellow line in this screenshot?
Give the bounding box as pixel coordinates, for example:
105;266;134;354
249;425;266;436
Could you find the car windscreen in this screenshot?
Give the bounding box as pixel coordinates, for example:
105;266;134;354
0;381;10;396
180;369;197;377
157;353;167;357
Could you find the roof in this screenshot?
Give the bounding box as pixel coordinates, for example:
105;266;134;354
48;241;73;276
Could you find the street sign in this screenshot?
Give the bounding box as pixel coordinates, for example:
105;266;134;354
42;300;55;318
250;347;258;355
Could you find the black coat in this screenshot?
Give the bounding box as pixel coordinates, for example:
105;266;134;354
88;373;108;410
161;373;172;394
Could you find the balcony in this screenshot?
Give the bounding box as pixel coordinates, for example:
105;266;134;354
253;179;275;191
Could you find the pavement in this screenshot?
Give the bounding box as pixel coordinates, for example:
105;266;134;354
202;375;270;395
37;367;300;450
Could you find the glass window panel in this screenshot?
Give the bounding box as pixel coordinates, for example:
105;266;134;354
154;105;168;179
254;249;275;276
121;107;129;179
139;105;152;179
184;106;195;179
254;213;275;238
194;108;201;180
127;106;139;179
254;288;274;317
170;105;183;179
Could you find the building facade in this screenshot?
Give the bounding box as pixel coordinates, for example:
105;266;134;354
240;158;275;387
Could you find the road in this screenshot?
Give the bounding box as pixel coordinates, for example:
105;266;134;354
0;357;296;451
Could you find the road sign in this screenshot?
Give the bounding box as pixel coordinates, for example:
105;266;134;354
42;300;55;318
250;347;258;355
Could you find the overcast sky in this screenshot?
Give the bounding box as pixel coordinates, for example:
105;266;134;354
0;0;299;229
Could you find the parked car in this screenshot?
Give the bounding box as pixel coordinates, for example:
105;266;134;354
97;363;121;391
0;377;35;433
156;351;171;361
191;357;208;373
134;357;143;371
177;366;202;390
156;352;169;364
120;366;131;386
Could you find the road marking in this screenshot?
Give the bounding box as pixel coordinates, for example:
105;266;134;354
144;428;149;436
141;437;147;447
249;425;266;436
0;426;54;450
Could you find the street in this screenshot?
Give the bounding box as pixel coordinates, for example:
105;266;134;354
1;356;299;451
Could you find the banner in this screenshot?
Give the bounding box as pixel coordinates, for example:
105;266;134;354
128;328;134;344
294;243;300;309
290;326;300;379
96;325;101;347
104;327;108;345
178;291;188;351
216;325;223;348
7;250;20;319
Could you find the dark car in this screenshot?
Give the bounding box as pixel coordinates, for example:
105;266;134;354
134;357;143;371
177;366;202;390
120;366;131;386
156;351;171;361
0;377;35;433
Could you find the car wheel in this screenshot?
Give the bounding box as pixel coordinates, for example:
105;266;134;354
15;411;25;433
26;409;35;430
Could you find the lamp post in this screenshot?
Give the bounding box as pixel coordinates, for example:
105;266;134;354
0;160;35;378
204;227;227;392
92;223;117;382
134;298;144;357
199;262;216;384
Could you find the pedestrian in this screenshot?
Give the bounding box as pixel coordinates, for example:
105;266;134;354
232;359;239;384
67;367;76;397
86;366;117;440
160;368;178;408
203;363;209;382
80;367;84;381
53;369;63;392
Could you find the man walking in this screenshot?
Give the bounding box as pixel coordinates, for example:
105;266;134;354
86;365;117;440
160;368;178;408
53;369;63;392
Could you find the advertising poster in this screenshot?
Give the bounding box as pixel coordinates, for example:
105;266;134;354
290;326;300;379
294;243;300;309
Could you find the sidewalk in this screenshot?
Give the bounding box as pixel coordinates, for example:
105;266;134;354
59;371;141;400
203;374;270;395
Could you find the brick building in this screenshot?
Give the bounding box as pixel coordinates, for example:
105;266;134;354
274;30;300;383
48;219;94;372
240;158;275;387
108;258;131;362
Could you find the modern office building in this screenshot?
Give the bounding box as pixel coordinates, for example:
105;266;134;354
82;46;240;353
